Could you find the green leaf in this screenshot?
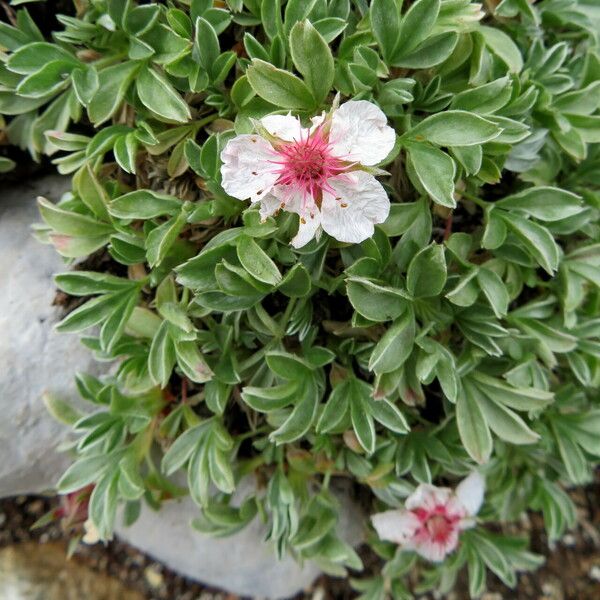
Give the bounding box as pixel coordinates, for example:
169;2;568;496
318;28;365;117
100;289;138;352
371;0;401;62
137;66;191;123
146;210;187;267
270;380;319;443
450;77;513;114
0;157;16;173
175;340;214;383
495;187;584;222
237;235;282;285
407;142;456;208
368;309;415;374
554;81;600;115
88;61;139;125
43;392;82;426
261;0;282;39
284;0;317;32
125;4;161;35
58;454;110;493
279;263;312;297
482;209;507;249
242;381;298;412
118;455;145;500
246;59;316;110
477;268;509;318
71;65;100;106
208;445;235;493
148;321;176;388
469;372;554;411
479;26;523;73
194;17;220;78
392;32;458;69
188;441;211;506
406;243;447;298
458;382;492;464
38;197;112;237
349;378;376;454
265;351;313;380
113;133;138;174
404;111;502;147
74;163;110;221
477;391;540;445
317;384;350;433
368;398;409;434
451;145;482;176
394;0;440;59
346;277;408;322
110;190;183;220
162;425;204;475
289;20;333;105
512;318;577;353
7;42;78;74
16;60;73;98
498;212;559;274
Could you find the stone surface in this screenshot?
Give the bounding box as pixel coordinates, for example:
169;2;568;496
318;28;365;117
116;481;364;600
0;175;101;498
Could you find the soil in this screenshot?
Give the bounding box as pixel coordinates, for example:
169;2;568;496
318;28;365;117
1;477;598;600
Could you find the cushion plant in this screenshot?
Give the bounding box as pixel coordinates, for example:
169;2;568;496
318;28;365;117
1;0;599;597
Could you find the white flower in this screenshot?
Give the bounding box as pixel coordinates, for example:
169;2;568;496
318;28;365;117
219;100;396;247
371;472;485;562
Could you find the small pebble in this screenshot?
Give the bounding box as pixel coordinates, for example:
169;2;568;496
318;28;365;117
27;500;44;514
541;580;564;600
145;565;164;588
589;564;600;582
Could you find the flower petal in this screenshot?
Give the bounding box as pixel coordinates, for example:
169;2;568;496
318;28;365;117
258;191;284;220
414;529;459;562
455;471;485;516
291;211;321;248
261;114;307;142
329;100;396;166
220;134;278;202
288;193;321;248
371;510;421;544
321;171;390;244
405;483;452;512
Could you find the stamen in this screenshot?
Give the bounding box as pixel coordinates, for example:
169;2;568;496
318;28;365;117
268;124;353;205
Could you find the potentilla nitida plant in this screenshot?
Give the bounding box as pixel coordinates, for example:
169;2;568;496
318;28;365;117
0;0;598;597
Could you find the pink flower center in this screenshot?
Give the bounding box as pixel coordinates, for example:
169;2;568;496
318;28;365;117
426;515;455;543
270;126;348;204
413;505;461;545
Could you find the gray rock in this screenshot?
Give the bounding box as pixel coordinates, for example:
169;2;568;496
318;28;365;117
116;481;364;599
0;175;100;497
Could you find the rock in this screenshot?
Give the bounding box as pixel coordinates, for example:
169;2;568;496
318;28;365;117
0;175;101;498
116;480;364;599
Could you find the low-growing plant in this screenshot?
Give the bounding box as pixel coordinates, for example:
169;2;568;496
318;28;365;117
2;0;599;597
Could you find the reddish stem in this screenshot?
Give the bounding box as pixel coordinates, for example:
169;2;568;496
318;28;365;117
443;213;453;241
